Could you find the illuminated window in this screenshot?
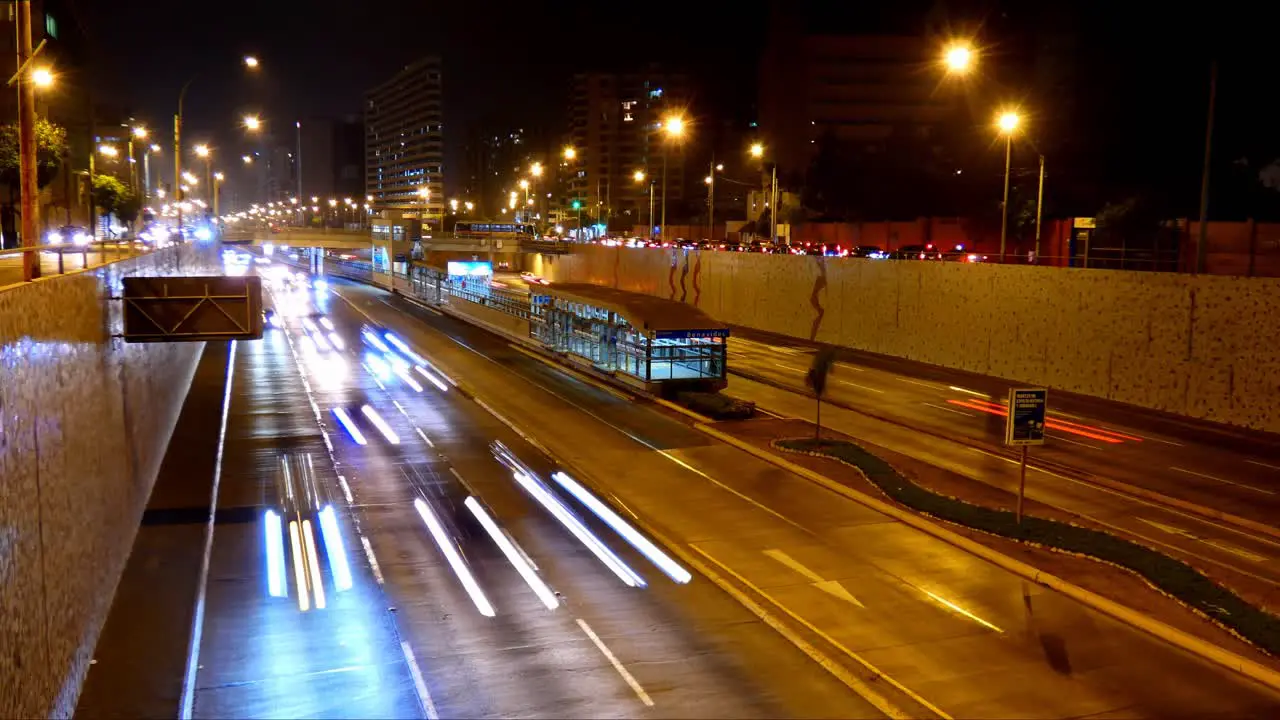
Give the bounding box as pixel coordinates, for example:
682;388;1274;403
623;113;633;122
650;88;663;98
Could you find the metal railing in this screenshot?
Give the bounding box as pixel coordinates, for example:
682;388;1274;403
0;241;154;288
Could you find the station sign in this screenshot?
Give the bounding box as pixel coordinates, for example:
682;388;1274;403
1005;388;1048;446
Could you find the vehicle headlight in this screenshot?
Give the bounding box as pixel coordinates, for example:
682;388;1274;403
47;231;63;244
194;226;213;241
72;232;92;246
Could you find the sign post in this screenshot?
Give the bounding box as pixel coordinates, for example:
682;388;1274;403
1004;387;1047;523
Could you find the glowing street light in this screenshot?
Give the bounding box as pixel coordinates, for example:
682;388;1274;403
518;178;529;190
464;201;474;212
243;55;260;69
530;162;543;177
243;115;261;131
98;144;118;158
132;127;148;139
31;66;53;88
943;42;974;74
750;142;764;159
663;114;686;138
995;109;1023;261
633;170;645;183
449;198;459;212
563;146;576;161
194;144;209;158
242;154;253;164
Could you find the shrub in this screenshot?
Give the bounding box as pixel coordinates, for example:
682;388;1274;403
776;437;1280;657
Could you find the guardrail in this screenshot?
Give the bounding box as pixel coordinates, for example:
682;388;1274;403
0;241;155;287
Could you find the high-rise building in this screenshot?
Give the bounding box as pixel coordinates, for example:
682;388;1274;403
463;126;532;217
300;116;365;201
759;31;953;176
365;57;443;222
566;70;690;230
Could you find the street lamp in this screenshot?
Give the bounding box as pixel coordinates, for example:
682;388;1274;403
563;146;576;161
634;170;655;240
212;171;224;219
242;154;252;164
243;115;261;131
194;144;212;200
31;66;53;88
995;110;1021;262
943;42;975;74
243;55;259;69
749;142;778;243
660;114;686;242
98;144;118;158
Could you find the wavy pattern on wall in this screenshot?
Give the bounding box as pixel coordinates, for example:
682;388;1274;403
679;252;690;303
809;256;828;341
667;249;678;299
693;252;703;307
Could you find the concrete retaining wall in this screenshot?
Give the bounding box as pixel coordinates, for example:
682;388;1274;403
530;246;1280;433
0;243;220;718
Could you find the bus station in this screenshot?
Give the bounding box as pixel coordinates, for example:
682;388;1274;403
528;283;729;392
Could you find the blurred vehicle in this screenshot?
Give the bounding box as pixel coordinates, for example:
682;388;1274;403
890;244;944;260
46;225;92;246
851;245;886;258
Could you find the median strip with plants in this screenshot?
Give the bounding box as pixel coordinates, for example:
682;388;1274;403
773;436;1280;657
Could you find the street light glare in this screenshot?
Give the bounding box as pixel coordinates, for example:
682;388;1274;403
704;175;713;184
633;170;645;183
194;144;210;158
98;144;118;157
149;144;161;153
519;179;529;189
997;110;1021;134
243;115;262;131
214;172;225;181
243;55;259;69
416;186;430;199
31;67;53;88
241;154;252;164
530;162;543;177
943;43;974;73
664;115;686;137
750;142;764;158
563;146;576;160
132;126;148;139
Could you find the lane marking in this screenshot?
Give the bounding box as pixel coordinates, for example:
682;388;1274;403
834;378;884;394
765;549;865;608
1247;459;1280;472
656;449;812;534
1137;518;1268;565
359;535;385;585
1047;433;1103;451
691;545;943;720
774;362;804;372
1170;466;1276;495
918;588;1003;633
948;385;990;399
400;640;440;719
179;339;237;720
509;343;633;402
832;362;866;373
576;618;655;707
896;377;940;390
923;402;976;417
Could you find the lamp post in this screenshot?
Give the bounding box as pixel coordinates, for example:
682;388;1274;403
660;114;685;242
749;142;778;244
634;170;655;240
213;171;224;221
705;160;723;241
996;110;1020;263
127;126;147;196
144;143;160;206
194;144;211;205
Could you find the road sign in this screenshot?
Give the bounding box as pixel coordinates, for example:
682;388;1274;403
1005;387;1047;446
123;276;263;343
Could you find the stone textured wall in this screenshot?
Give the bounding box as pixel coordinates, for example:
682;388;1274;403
532;246;1280;433
0;243;220;719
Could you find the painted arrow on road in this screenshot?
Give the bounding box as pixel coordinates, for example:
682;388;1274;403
764;548;865;608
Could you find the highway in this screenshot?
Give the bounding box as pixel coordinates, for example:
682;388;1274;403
723;335;1280;593
89;249;1280;719
176;253;887;718
316;268;1279;717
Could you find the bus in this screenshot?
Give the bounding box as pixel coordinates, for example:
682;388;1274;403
451;221;536;241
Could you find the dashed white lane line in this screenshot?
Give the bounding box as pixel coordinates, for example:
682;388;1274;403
576;618;655;707
359;535;385;585
924;402;977;417
1247;459;1280;471
834;378;884;394
1170;466;1276;495
400;640;440;719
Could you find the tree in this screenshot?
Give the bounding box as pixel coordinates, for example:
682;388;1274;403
0;118;68;190
806;348;836;440
92;174;133;219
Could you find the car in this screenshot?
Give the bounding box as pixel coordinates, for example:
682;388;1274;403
890;244;943;260
46;225;92;246
851;245;886;258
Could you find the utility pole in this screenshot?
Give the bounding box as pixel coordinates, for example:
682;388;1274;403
17;0;39;279
999;132;1012;262
707;158;715;241
648;181;655;241
1033;154;1045;262
1196;61;1217;275
769;164;778;245
660;147;668;241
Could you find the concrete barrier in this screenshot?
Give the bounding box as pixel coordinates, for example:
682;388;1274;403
0;243;220;718
530;246;1280;433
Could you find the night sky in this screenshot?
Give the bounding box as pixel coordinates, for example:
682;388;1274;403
66;0;1280;215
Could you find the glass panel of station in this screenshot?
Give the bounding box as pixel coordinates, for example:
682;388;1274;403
530;293;727;383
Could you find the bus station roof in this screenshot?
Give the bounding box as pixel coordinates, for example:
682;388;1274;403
538;283;729;334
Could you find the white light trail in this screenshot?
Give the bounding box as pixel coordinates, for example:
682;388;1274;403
384;332;428;365
331;407;368;445
394;366;424;392
320;316;335;331
318;506;354;592
415;365;449;392
264;510;287;598
288;520;310;611
510;471;644;587
362;329;391;353
361;404;400;444
552;471;691;584
302;519;327;609
328;332;345;350
464;496;559;610
302;317;319;333
413;498;495;617
311;331;331;351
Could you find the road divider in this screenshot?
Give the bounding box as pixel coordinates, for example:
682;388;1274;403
694;422;1280;694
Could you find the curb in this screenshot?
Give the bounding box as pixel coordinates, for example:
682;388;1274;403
727;367;1280;543
693;422;1280;695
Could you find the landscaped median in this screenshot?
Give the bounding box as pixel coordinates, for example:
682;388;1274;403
693;416;1280;689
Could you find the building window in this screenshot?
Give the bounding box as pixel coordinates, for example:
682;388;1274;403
650;88;663;98
621;101;635;111
44;13;57;39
